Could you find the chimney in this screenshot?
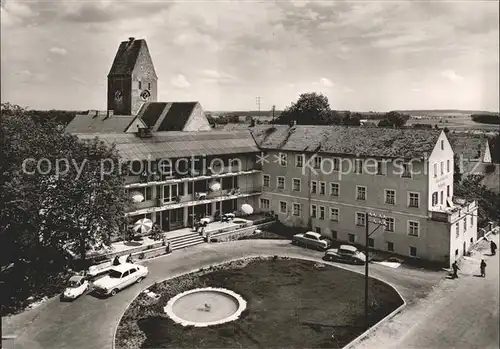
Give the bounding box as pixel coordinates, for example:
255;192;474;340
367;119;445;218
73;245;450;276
137;127;153;138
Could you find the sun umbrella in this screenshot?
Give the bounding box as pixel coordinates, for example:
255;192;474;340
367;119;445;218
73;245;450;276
241;204;253;215
133;218;153;234
209;181;221;191
130;191;145;203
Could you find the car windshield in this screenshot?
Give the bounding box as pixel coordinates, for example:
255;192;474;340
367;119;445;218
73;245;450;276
68;281;79;287
109;270;122;278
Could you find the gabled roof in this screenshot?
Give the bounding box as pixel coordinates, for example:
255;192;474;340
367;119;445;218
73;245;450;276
76;130;259;161
131;102;199;132
66;111;133;134
108;38;157;78
447;134;489;161
250;125;441;159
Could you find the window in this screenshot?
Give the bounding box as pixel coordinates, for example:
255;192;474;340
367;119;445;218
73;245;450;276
408;221;419;237
440;161;444;175
333;158;340;171
145;186;152;200
402;163;412;178
456;223;460;238
408;192;420;208
356;186;366;200
295;154;303;167
354;159;363;174
433;163;437;177
319;181;326;195
387;241;394;252
260;198;270;209
311;204;317;218
385;189;396;205
319;206;325;220
447;185;450;197
315;227;322;235
138;81;142;89
314;156;322;169
447;159;450;173
432;192;438;206
122;270;130;277
263;174;270;187
441;140;444;150
129;268;137;275
385;217;395;232
348;234;355;243
330;182;339;196
464;218;467;232
409;246;417;257
368;238;374;248
311;181;317;194
147;82;151;90
292;178;301;192
471;215;474;227
292;203;301;216
277;176;285;189
377;161;384;175
279;153;287;166
440;191;443;205
279;201;287;214
330;208;339;222
356;212;366;226
331;230;338;240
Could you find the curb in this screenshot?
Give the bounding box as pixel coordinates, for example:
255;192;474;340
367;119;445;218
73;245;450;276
112;252;406;349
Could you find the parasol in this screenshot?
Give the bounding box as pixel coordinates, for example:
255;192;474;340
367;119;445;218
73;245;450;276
133;218;153;234
241;204;253;215
130;191;145;203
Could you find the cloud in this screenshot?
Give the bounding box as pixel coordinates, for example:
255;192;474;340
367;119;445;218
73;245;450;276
343;87;354;92
441;70;465;82
16;70;47;83
200;69;237;84
170;74;190;88
49;47;67;55
319;78;334;87
71;76;87;85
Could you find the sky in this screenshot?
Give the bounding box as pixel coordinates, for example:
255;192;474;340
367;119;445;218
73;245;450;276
1;0;499;112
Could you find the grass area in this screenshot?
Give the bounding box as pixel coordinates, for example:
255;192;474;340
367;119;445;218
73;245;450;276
116;257;403;349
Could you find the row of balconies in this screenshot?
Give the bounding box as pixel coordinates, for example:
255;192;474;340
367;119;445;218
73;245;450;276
128;187;262;214
124;168;262;188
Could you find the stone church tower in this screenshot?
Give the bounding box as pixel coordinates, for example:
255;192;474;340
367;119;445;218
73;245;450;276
107;37;158;115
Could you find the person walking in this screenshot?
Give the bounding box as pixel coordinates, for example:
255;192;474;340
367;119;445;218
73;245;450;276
490;240;497;256
480;259;487;277
452;261;460;279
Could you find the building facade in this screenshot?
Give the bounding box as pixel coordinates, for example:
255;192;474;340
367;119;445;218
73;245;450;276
252;125;477;266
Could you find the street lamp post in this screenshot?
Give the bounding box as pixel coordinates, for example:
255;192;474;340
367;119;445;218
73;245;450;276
364;212;387;330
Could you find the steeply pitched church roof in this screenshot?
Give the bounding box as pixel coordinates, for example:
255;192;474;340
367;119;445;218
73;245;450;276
66;111;134;134
447;134;490;161
108;38;157;78
132;102;199;132
250;125;442;159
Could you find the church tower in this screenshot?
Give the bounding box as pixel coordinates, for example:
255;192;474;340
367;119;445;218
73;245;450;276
107;37;158;115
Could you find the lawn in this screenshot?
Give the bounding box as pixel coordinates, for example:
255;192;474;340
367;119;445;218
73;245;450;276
116;257;403;349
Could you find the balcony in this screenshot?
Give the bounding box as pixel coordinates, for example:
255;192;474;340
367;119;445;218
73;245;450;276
429;199;477;223
126;187;262;216
124;168;261;189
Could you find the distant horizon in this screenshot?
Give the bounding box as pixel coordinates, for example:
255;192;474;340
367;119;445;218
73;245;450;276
2;1;498;111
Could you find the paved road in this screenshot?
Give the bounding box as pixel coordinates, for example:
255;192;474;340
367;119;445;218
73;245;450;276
1;239;489;349
355;233;500;349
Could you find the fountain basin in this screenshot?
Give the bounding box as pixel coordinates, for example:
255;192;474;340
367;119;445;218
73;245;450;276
164;287;247;327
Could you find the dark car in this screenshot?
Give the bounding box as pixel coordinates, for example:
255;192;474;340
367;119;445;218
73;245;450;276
324;245;367;265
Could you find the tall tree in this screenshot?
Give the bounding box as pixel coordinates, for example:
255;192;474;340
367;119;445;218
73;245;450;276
378;111;410;127
275;93;331;125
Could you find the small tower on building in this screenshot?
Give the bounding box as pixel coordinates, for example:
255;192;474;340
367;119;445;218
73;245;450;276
107;37;158;115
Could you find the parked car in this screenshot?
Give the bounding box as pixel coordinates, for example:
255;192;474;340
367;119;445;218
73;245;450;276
93;263;148;297
324;245;366;265
62;275;90;300
292;231;331;251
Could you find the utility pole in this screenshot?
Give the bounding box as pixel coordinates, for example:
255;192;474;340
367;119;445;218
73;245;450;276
365;213;387;330
256;97;262;112
272;105;276;121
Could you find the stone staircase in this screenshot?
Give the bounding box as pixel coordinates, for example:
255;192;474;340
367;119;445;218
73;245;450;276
169;231;205;251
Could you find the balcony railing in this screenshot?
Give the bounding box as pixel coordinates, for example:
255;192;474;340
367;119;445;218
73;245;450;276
124;168;261;188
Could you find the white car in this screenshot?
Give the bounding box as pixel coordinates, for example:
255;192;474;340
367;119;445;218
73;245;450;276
93;263;148;297
62;275;90;300
292;231;331;251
